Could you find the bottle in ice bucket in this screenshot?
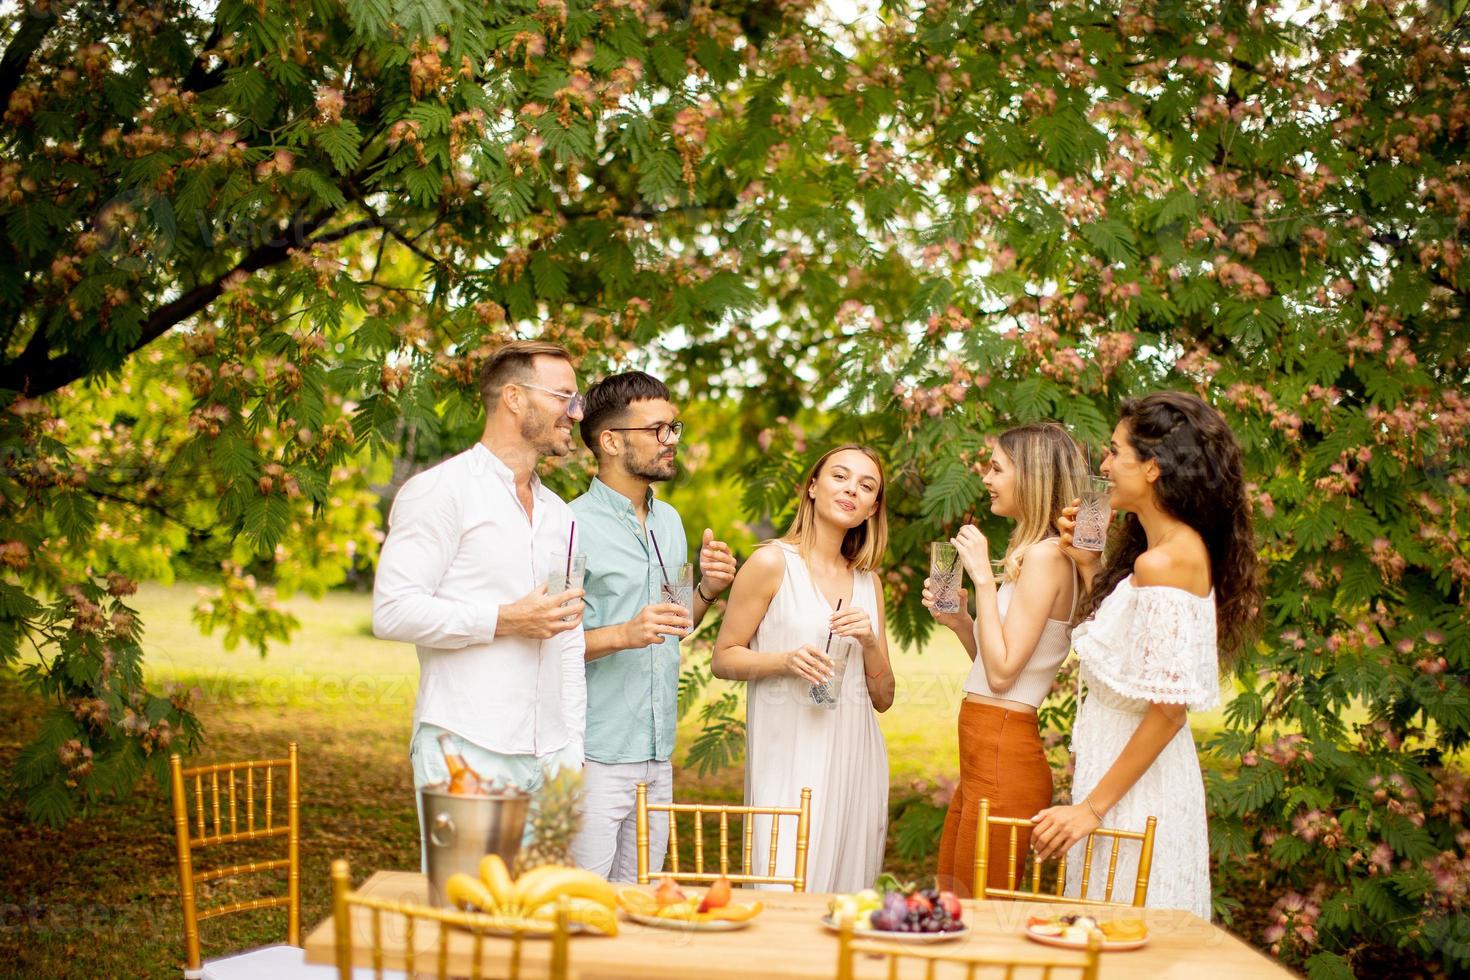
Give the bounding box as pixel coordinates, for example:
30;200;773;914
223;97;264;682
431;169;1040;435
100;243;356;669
438;732;486;795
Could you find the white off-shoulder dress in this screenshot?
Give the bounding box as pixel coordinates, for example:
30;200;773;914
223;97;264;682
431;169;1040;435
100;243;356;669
1066;576;1219;919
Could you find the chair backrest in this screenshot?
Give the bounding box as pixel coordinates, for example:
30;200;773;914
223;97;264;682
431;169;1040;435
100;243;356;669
169;742;300;974
634;782;812;890
834;912;1100;980
330;860;569;979
975;798;1157;907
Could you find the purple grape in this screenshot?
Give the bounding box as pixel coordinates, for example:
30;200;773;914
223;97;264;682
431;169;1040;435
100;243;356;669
883;893;906;917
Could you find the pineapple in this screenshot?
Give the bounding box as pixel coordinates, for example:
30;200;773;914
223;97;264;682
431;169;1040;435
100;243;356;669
514;768;584;874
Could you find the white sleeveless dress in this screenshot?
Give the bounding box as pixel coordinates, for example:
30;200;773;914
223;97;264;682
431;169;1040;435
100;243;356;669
1065;577;1219;919
744;543;889;892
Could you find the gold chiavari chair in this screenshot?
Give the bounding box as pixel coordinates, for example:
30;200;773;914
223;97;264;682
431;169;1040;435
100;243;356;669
171;743;336;979
330;860;571;980
634;782;812;890
975;798;1158;907
834;913;1101;980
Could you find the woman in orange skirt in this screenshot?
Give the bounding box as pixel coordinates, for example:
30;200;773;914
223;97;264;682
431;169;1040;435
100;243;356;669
924;422;1088;897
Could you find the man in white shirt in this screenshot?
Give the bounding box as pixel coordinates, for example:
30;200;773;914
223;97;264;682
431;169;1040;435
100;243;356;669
372;340;589;866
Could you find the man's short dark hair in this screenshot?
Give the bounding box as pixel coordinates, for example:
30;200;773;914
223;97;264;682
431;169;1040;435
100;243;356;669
478;340;572;409
580;371;671;458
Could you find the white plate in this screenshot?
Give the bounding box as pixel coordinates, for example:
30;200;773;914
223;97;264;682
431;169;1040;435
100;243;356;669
1023;926;1149;951
819;915;969;944
622;910;754;931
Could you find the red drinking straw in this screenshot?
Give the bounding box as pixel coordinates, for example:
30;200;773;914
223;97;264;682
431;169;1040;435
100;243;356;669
824;598;843;655
565;521;575;580
649;529;670;588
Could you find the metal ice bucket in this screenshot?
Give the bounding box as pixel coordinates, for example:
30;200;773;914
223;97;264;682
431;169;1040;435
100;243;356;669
420;783;530;908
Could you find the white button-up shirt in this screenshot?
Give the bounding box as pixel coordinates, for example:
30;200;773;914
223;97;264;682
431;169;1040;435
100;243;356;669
372;443;586;763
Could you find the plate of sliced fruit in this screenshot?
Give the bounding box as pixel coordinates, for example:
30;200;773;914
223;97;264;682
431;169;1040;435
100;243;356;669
616;876;764;931
1023;913;1149;951
820;881;968;943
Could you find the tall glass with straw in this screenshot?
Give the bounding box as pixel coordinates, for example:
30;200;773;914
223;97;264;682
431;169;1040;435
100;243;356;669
545;521;586;601
809;598;848;710
647;529;693;623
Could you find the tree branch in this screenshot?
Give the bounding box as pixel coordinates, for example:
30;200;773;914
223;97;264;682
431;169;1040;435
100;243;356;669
84;485;215;541
357;204;443;266
0;4;56;112
180;22;224;94
309;217;378;245
4;209;337;398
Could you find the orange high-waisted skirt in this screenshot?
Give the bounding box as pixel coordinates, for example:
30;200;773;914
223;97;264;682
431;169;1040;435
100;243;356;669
935;699;1053;898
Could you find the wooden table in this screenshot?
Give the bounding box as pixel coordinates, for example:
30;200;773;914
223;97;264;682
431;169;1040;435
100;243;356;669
304;871;1293;979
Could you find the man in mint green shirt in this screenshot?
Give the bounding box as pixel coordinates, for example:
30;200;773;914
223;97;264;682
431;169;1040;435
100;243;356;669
568;372;737;881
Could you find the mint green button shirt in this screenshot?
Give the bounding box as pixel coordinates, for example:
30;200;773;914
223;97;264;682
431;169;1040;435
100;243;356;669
570;478;688;764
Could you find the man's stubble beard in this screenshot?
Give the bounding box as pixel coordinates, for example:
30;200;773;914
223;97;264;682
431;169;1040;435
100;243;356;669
520;410;571;457
626;449;676;483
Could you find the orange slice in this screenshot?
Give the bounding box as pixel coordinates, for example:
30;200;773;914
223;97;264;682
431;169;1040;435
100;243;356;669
1099;919;1147;941
616;888;660;916
701;901;763;922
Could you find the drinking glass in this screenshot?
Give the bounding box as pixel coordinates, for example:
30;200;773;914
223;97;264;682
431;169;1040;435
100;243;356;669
929;542;963;613
544;553;587;594
649;562;694;623
1072;477;1112;552
808;634;853;710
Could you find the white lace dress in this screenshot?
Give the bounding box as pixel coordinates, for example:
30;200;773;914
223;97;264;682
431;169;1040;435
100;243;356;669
1066;576;1219;919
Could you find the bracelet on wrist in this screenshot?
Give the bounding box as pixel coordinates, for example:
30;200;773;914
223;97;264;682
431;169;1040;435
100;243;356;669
696;583;717;603
1083;797;1103;822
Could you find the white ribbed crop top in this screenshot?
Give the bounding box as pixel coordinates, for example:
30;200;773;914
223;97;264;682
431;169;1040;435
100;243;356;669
962;554;1079;708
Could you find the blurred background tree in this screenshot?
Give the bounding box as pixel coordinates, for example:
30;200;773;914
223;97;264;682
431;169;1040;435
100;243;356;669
2;0;1467;975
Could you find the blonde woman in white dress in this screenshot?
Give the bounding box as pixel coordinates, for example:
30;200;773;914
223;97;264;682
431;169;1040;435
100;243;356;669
1031;392;1260;919
713;445;894;892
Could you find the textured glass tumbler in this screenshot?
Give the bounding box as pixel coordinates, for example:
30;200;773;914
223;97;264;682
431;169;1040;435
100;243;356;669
1073;477;1112;553
929;542;963;614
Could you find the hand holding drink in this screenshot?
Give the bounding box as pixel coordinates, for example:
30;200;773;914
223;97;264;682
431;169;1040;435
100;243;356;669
496;582;586;638
623;603;693;647
922;577;972;633
1071;477;1112;552
928;542;964;613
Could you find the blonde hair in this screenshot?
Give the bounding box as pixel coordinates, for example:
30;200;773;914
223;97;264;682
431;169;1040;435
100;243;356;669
779;445;889;572
994;422;1089;584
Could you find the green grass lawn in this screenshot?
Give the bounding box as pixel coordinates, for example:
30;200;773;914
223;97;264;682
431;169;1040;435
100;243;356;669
0;582;1238;978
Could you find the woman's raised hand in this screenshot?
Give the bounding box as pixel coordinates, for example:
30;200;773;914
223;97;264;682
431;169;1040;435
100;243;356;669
951;524;992;581
1057;500;1102;566
783;644;834;685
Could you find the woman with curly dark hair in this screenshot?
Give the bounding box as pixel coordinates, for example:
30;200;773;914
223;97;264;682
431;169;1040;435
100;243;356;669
1029;391;1261;918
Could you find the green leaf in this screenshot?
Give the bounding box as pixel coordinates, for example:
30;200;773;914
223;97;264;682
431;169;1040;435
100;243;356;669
1304;951;1355;980
24;779;75;828
403;165;442;206
314;120;362;173
51;491;97;546
530;252;568;302
1080;217;1138;262
1153;187;1200;230
636;150;681;201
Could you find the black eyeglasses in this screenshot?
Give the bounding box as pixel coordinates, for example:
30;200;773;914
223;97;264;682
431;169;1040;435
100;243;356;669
607;421;684;445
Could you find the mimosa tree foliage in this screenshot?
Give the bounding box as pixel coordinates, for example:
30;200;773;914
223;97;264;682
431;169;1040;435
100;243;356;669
1;0;1467;974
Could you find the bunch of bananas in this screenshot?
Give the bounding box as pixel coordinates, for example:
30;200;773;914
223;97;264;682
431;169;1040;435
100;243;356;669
445;855;618;936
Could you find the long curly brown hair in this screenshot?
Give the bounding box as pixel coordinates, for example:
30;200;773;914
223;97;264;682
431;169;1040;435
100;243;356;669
1078;392;1261;668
